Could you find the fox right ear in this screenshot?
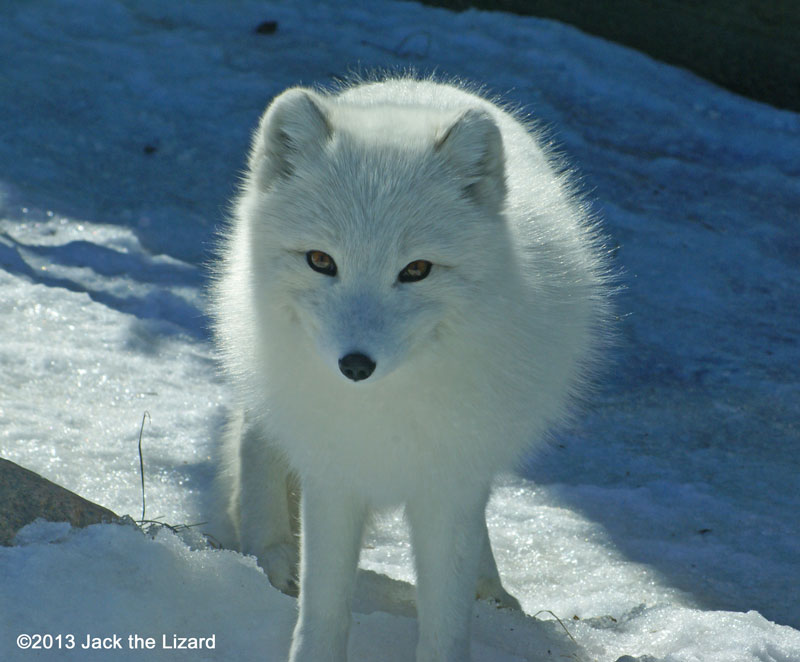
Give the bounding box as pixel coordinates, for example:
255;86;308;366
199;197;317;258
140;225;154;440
435;108;506;213
248;88;331;190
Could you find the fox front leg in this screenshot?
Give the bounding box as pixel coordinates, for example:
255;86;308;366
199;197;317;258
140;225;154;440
288;481;367;662
406;487;490;662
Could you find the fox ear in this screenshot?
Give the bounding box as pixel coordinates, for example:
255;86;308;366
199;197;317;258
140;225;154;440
435;109;506;212
248;88;331;190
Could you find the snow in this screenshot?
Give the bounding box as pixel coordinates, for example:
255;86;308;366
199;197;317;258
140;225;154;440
1;0;799;660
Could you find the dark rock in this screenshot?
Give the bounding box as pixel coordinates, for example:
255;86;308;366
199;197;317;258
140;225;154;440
0;458;118;546
254;20;278;35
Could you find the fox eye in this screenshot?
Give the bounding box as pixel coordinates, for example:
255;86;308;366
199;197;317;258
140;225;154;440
306;250;337;277
398;259;432;283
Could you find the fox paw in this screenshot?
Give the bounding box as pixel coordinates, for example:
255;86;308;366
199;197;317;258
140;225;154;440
476;577;522;611
257;542;299;597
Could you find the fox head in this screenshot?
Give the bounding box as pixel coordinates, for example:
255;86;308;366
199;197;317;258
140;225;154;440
237;86;515;384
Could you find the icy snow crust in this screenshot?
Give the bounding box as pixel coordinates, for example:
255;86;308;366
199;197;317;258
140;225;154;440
1;1;799;660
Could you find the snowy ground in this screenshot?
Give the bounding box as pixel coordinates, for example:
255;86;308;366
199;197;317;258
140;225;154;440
1;1;799;661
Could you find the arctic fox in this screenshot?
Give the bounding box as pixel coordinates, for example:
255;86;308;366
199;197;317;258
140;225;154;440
210;76;611;662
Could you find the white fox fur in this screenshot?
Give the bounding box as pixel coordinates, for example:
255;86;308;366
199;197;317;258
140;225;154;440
209;76;612;662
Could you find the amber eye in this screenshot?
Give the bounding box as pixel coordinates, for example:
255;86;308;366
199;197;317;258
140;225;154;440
306;250;337;277
398;259;432;283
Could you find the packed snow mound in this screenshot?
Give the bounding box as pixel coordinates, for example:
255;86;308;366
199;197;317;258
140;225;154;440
4;519;800;662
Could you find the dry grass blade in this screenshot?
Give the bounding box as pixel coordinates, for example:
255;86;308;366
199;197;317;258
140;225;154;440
138;411;151;523
532;609;579;647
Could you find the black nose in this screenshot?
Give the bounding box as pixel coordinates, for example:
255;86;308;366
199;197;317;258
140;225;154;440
338;353;376;382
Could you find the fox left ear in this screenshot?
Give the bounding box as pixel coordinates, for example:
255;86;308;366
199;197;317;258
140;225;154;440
248;87;332;190
435;109;507;212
